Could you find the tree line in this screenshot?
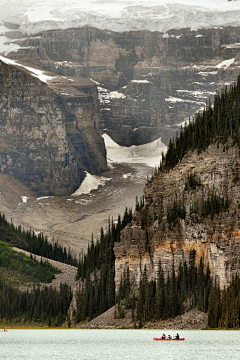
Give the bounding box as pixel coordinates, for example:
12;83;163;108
0;212;78;266
0;279;72;327
161;76;240;171
0;212;74;326
0;240;59;286
75;207;133;322
117;250;212;327
73;204;240;328
208;275;240;329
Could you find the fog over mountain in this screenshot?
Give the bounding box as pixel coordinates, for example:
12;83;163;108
0;0;240;34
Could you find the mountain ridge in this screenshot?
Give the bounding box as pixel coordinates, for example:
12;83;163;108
0;57;107;195
0;1;240;35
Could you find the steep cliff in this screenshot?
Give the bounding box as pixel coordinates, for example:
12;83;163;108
114;143;240;290
8;26;240;145
0;57;107;195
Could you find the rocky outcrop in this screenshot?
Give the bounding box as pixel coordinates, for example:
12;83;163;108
0;59;107;195
114;144;240;290
75;306;207;329
8;26;240;145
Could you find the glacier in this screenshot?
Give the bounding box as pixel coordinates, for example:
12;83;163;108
0;0;240;35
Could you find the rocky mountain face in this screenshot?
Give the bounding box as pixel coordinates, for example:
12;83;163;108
114;144;240;290
8;25;240;145
0;59;107;195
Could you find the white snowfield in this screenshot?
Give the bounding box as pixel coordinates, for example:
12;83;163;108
72;172;111;196
102;133;167;168
0;0;240;35
71;133;167;196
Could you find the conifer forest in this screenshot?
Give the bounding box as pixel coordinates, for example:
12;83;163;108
1;75;240;328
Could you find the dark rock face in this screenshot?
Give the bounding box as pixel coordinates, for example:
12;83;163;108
0;60;107;195
10;26;240;145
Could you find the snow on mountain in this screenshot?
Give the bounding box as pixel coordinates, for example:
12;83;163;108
102;133;167;168
215;58;236;69
0;0;240;35
71;134;167;196
72;172;111;196
0;55;57;82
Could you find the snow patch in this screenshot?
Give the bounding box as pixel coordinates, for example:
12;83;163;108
215;58;235;69
197;71;218;76
37;196;54;200
72;171;111;196
226;43;240;49
0;36;21;55
177;89;216;98
102;133;167;168
131;79;151;84
108;91;126;99
0;55;57;83
165;96;203;104
122;173;133;179
90;78;101;85
98;86;126;106
21;196;29;203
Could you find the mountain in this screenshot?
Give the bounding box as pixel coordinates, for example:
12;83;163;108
0;1;240;149
1;0;240;328
0;0;240;34
0;55;107;195
1;25;240;147
115;77;240;290
72;75;240;328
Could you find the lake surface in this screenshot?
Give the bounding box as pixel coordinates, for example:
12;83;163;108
0;329;239;360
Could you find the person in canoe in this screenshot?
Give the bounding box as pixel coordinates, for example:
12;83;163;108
174;333;180;339
161;333;166;339
168;335;172;339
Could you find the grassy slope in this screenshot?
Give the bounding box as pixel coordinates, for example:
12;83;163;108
0;240;60;287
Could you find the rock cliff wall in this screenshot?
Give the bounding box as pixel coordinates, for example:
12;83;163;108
8;26;240;145
0;59;107;195
114;144;240;290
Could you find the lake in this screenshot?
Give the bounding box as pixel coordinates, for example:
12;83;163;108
0;329;239;360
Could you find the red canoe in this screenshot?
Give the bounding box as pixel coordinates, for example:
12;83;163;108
153;338;185;341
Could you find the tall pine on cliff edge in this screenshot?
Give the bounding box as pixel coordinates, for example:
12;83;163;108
161;76;240;171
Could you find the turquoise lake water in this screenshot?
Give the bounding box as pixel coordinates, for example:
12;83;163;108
0;329;239;360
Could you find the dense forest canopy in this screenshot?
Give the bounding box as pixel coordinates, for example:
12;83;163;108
75;208;133;322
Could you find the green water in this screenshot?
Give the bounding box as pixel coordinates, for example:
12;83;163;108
0;329;239;360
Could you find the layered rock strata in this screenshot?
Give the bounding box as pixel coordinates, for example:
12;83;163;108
114;144;240;290
8;26;240;145
0;59;107;195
